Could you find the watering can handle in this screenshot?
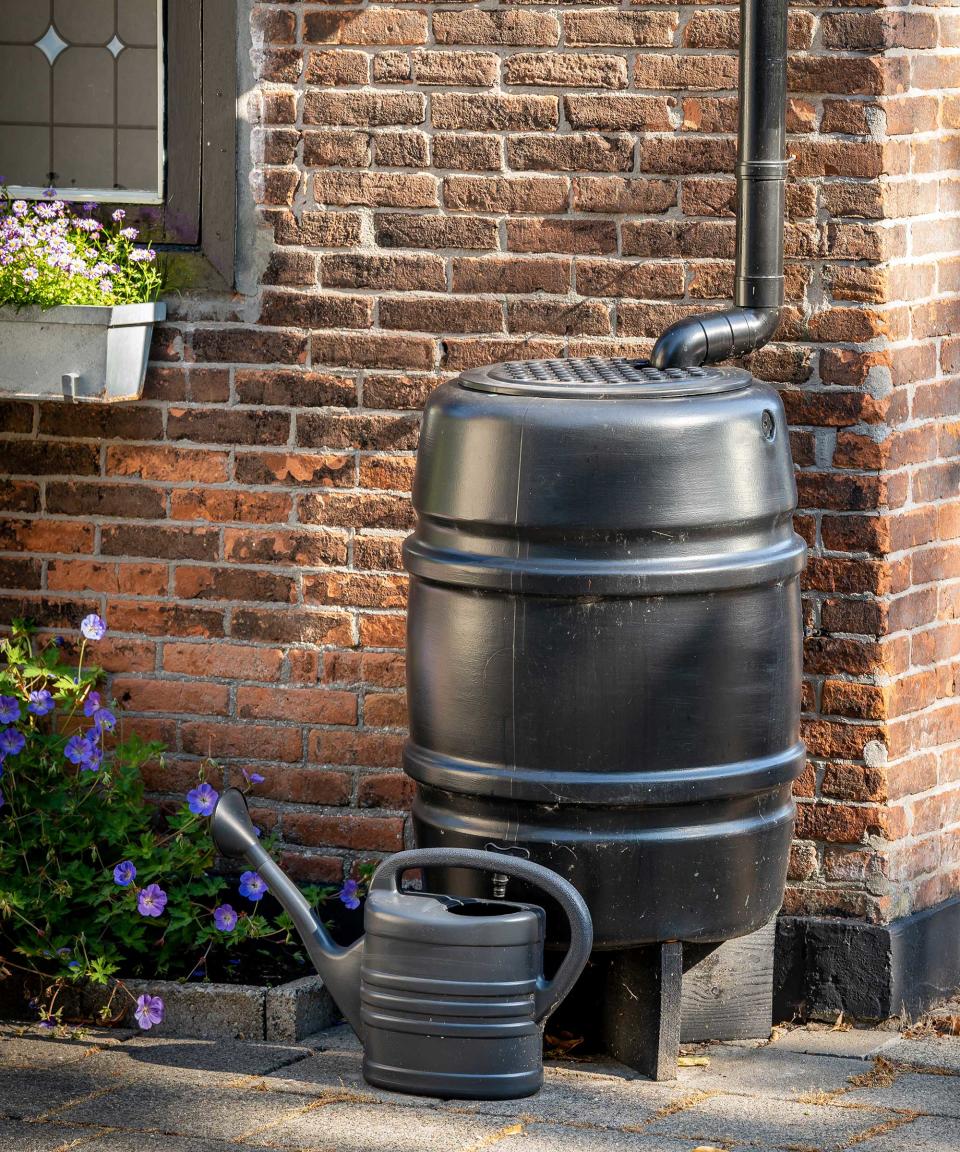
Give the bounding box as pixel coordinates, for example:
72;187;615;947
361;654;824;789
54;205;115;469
370;847;593;1023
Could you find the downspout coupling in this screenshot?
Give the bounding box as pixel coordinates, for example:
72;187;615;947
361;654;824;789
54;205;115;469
651;0;789;369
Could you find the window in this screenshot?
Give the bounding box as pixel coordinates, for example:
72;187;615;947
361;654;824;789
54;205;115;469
0;0;237;284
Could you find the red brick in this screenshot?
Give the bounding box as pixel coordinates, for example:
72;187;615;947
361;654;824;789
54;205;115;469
113;677;231;716
236;686;358;725
358;772;415;809
284;812;404;852
163;642;284;681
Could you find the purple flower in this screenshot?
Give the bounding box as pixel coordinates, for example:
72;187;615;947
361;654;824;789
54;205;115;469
0;728;25;757
0;788;5;811
137;884;167;918
111;209;126;222
338;879;361;911
83;692;115;731
38;1019;55;1031
21;266;38;282
12;201;27;217
80;749;101;773
64;734;93;765
213;904;238;932
27;690;54;717
93;708;115;733
238;871;267;901
187;782;218;817
129;247;155;262
134;994;164;1030
80;614;107;641
113;860;136;887
0;697;20;724
242;768;265;785
98;279;113;294
119;227;138;240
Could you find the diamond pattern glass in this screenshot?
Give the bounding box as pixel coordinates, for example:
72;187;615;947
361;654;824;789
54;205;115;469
0;0;163;202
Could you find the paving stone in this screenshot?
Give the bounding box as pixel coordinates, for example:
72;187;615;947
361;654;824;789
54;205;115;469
876;1036;960;1073
498;1124;724;1152
241;1102;512;1151
768;1024;897;1060
853;1115;960;1150
79;1132;242;1151
842;1070;960;1119
460;1066;693;1126
0;1064;128;1121
642;1093;890;1149
107;1036;311;1077
264;1048;435;1108
266;1045;692;1126
667;1043;868;1099
303;1022;362;1052
54;1081;322;1141
0;1025;133;1070
0;1119;108;1151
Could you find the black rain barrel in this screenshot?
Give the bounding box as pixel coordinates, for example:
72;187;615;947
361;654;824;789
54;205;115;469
403;357;807;948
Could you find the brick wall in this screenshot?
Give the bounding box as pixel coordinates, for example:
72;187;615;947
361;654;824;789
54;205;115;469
0;0;958;919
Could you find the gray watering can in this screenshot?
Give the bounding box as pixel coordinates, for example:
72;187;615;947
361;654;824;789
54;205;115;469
210;789;592;1099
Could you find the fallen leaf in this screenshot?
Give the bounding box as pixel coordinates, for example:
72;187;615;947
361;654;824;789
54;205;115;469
677;1056;711;1067
544;1031;585;1058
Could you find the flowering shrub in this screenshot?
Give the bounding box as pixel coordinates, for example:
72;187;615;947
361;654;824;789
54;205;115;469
0;617;366;1032
0;189;164;311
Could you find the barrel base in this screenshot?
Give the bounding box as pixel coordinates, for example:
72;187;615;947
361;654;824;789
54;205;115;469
363;1059;543;1101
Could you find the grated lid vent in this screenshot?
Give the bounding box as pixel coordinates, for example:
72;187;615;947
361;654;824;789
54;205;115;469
461;357;751;398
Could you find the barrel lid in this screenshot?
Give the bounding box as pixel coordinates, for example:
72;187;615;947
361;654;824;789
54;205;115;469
460;357;752;399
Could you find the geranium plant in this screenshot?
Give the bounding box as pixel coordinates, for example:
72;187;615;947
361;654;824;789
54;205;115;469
0;616;365;1032
0;188;164;310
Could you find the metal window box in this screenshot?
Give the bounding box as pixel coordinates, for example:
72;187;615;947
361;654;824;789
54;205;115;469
0;302;165;402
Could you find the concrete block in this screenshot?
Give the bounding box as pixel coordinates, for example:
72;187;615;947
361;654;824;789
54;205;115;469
265;975;339;1043
122;980;265;1041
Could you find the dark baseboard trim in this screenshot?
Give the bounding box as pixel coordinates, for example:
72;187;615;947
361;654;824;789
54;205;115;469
775;894;960;1022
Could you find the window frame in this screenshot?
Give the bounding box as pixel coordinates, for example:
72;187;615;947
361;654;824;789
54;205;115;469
2;0;237;286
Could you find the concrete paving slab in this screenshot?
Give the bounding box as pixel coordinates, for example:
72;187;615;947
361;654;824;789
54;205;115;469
302;1022;362;1052
78;1131;244;1151
498;1124;733;1152
54;1081;323;1141
240;1101;518;1152
0;1064;129;1121
264;1048;437;1108
842;1070;960;1119
108;1036;311;1077
853;1114;960;1151
642;1092;891;1149
665;1043;868;1099
457;1069;698;1127
0;1118;107;1151
265;1044;698;1126
0;1024;134;1070
767;1025;897;1060
876;1036;960;1072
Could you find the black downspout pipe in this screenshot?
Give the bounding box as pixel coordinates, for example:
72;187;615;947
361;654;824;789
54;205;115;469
650;0;789;368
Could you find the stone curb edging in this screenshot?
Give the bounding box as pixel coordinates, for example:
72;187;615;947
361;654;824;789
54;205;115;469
121;974;340;1042
2;974;340;1043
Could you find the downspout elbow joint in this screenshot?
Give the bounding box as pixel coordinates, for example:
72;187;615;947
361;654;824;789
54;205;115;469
650;306;781;370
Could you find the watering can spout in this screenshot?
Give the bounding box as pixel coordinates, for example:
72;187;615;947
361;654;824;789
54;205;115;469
210;789;364;1035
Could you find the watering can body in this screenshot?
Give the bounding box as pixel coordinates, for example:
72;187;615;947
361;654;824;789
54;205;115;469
211;789;592;1099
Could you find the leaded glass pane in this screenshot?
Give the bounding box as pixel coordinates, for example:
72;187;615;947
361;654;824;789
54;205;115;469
0;0;163;202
